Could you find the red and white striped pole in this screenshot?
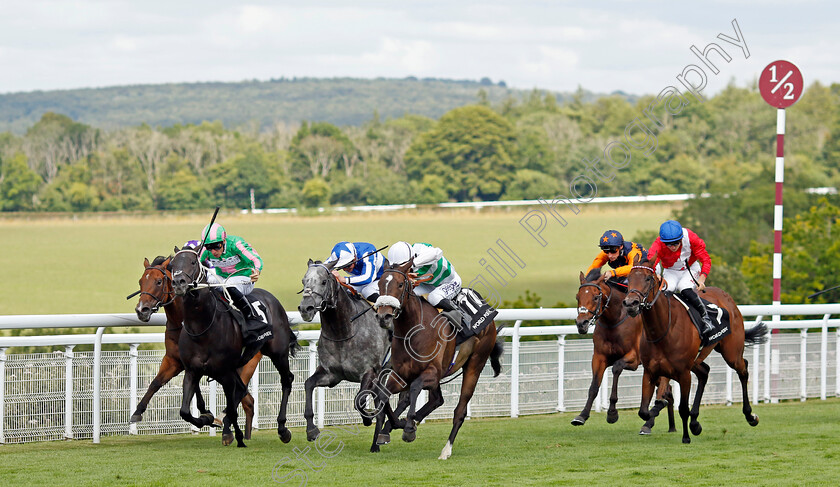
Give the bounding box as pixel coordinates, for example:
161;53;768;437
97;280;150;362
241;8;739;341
773;109;785;312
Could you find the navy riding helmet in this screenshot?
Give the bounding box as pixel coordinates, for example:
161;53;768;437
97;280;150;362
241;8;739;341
598;230;624;249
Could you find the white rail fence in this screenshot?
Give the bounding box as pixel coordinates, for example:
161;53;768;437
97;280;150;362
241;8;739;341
0;304;839;444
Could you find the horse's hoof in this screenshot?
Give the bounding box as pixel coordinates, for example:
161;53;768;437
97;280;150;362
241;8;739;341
682;436;691;444
606;410;619;424
402;430;416;443
213;417;224;428
748;414;759;427
306;427;320;442
222;433;234;446
571;416;587;426
690;421;702;436
199;413;215;426
237;441;247;448
370;444;380;453
279;428;292;443
639;426;652;435
130;414;142;423
377;433;390;445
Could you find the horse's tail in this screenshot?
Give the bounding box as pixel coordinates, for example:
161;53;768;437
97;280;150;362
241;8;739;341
490;338;504;378
288;327;301;357
745;322;769;346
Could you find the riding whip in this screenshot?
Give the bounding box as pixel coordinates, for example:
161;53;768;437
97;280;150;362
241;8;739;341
808;284;840;300
685;259;704;293
197;206;221;251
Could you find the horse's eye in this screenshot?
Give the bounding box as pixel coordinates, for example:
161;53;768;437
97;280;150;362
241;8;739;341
156;279;162;286
321;280;326;285
398;283;403;288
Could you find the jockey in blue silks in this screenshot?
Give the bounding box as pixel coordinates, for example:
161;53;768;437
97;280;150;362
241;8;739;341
324;241;386;302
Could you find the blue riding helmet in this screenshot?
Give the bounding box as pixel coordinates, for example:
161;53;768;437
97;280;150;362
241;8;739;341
659;220;684;244
598;230;624;249
329;241;357;268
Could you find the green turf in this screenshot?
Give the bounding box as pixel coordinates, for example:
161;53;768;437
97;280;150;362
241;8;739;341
0;204;674;317
1;399;838;486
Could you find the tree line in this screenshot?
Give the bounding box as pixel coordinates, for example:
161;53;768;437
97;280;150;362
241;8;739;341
1;81;839;304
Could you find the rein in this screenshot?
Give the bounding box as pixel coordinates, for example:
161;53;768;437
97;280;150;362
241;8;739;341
171;249;218;338
578;281;631;330
140;265;176;314
303;263;359;342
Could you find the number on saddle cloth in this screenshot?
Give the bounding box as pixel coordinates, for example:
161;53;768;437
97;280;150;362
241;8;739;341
454;288;498;339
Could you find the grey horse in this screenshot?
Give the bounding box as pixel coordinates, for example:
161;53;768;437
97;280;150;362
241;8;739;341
298;260;403;452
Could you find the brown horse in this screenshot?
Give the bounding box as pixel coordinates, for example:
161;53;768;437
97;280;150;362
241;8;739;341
133;255;261;439
623;256;768;443
374;261;503;459
574;270;675;435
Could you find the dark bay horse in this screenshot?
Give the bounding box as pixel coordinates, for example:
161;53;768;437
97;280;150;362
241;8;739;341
132;256;261;438
374;260;504;460
574;270;675;435
623;256;768;443
169;247;299;447
298;260;393;452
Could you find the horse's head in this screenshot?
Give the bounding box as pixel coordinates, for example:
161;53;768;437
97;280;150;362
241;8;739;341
135;256;174;322
623;255;658;317
169;246;205;296
575;270;607;335
298;259;338;321
374;259;414;332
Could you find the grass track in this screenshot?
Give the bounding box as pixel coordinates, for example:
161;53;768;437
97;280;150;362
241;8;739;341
1;399;839;486
0;204;673;316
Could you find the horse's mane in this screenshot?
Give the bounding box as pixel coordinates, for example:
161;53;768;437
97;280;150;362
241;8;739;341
151;255;170;266
584;269;602;282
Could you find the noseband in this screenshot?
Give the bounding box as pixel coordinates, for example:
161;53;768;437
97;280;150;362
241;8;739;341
577;282;607;328
140;264;175;313
171;249;207;289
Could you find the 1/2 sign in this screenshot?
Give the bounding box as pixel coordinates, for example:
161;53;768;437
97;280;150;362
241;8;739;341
759;60;803;108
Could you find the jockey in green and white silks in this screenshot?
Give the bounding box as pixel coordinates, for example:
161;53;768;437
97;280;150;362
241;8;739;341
198;223;264;324
386;241;463;327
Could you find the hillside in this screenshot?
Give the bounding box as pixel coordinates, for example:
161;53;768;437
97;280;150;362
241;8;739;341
0;77;629;133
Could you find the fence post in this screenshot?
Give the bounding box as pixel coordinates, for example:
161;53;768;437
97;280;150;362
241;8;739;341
836;328;840;398
65;345;75;439
0;347;6;444
309;342;323;428
726;366;733;406
821;314;829;400
209;380;217;437
557;335;565;412
129;344;138;435
510;320;521;418
93;326;105;444
752;316;762;403
800;329;808;401
252;357;260;430
764;331;772;403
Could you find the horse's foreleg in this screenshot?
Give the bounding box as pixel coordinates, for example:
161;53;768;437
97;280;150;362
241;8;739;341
688;361;710;436
238;353;261;440
642;377;672;434
179;370;210;428
607;359;627;424
132;354;184;423
413;386;444;424
403;370;437;443
676;370;693;444
637;370;656;423
572;354;607;426
303;366;330;442
357;369;377;426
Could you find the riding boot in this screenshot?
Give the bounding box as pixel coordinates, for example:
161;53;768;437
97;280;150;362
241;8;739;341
680;289;714;334
366;293;380;304
228;287;256;321
436;298;463;331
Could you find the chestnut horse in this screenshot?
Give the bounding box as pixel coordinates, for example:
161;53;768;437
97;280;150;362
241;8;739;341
574;270;675;435
373;261;504;460
623;256;768;443
169;247;299;447
132;255;261;438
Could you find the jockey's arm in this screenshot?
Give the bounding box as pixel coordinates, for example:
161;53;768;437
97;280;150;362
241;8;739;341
413;245;442;267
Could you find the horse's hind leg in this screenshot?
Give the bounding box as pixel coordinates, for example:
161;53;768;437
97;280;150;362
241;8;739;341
358;369;377;426
132;354;184;423
192;380;216;427
731;355;759;426
676;370;693;444
238;353;261;440
573;354;607;426
179;371;212;429
640;377;671;435
689;361;710;437
269;354;295;443
220;373;248;448
440;355;486;460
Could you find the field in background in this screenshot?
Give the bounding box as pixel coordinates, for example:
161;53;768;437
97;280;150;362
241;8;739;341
1;399;838;485
0;203;674;316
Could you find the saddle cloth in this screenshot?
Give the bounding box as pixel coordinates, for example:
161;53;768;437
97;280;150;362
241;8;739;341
453;288;498;345
227;294;273;347
672;293;731;347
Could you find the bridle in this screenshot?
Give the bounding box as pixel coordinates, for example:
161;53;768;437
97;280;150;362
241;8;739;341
577;281;628;329
170;248;217;337
139;263;176;315
376;267;413;320
300;263;338;313
627;265;672;343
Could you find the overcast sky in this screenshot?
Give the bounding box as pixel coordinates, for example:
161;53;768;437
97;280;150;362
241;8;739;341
1;1;837;96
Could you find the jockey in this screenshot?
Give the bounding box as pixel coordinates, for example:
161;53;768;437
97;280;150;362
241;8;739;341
324;241;385;302
647;219;714;334
198;223;265;325
585;230;647;284
386;241;463;328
